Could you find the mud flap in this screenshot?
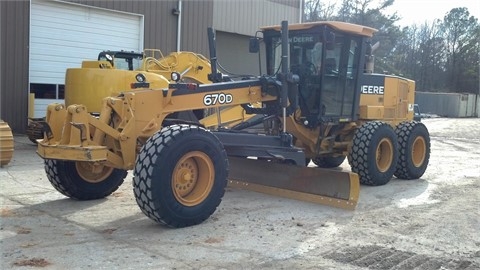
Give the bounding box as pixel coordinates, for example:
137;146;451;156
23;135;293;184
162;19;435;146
227;157;360;210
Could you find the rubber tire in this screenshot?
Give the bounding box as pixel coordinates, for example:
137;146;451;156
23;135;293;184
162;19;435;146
133;124;228;228
312;156;346;168
348;121;399;186
44;159;127;200
394;121;430;179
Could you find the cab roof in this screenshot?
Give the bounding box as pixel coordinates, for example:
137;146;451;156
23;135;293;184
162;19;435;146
261;21;378;38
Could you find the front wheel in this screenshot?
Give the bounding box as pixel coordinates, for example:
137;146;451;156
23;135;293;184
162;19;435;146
44;160;127;200
394;121;430;179
133;124;228;228
348;121;398;186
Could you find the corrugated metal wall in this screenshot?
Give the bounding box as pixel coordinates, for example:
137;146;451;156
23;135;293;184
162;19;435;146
216;31;265;76
180;0;213;53
212;0;300;75
213;0;301;36
0;0;30;132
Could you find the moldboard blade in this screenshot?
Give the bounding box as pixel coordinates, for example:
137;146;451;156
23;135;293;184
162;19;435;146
227;157;360;210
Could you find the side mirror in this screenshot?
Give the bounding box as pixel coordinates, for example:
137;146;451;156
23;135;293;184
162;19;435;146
249;38;260;53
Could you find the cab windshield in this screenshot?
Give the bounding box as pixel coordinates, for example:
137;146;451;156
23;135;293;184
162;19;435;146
269;35;322;76
266;29;361;124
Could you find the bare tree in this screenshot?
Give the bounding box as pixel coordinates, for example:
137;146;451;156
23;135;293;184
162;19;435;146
441;8;479;93
304;0;337;22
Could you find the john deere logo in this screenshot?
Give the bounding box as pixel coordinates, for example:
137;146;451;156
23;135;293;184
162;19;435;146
361;85;384;95
289;36;314;43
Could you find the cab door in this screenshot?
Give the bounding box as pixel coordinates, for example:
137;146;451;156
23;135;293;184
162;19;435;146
320;35;361;121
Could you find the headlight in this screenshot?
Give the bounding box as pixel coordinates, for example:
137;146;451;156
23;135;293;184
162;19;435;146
171;72;181;82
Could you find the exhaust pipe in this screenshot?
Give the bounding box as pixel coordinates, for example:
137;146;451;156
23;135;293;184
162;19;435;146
365;41;380;74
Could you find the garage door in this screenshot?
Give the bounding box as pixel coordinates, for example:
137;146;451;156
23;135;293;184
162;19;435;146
30;0;143;117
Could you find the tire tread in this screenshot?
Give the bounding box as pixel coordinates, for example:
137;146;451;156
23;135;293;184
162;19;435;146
394;121;430;179
44;159;127;200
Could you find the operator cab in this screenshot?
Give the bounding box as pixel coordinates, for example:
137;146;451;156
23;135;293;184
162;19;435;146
98;51;143;71
262;22;374;128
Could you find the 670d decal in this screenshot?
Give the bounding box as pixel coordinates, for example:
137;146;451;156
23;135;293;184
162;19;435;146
203;93;233;106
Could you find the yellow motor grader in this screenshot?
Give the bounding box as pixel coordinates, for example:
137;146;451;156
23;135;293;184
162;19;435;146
36;21;430;228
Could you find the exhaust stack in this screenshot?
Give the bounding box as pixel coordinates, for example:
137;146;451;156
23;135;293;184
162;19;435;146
365;41;379;74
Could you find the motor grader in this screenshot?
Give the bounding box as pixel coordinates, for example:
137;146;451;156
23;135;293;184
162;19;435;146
36;21;430;228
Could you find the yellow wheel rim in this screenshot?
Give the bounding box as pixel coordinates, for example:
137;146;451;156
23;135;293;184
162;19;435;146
172;151;214;207
75;162;114;183
376;138;394;172
411;136;426;167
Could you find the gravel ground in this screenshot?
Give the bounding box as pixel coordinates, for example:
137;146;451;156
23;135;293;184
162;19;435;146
1;117;479;269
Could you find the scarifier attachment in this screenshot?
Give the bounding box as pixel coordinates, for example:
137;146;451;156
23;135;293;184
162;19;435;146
227;157;360;210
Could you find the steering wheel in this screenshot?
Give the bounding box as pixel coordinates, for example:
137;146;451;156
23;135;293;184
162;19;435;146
304;61;318;75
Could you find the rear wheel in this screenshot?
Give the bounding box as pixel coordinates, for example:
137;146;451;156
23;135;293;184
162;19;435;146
44;160;127;200
312;155;346;168
394;121;430;179
133;124;228;228
349;121;398;186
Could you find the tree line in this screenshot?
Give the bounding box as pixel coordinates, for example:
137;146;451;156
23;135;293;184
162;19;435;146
304;0;480;94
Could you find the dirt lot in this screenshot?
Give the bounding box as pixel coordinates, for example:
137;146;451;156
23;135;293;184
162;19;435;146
1;118;479;269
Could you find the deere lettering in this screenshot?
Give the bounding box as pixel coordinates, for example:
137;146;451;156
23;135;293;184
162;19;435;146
361;85;384;95
289;36;314;43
